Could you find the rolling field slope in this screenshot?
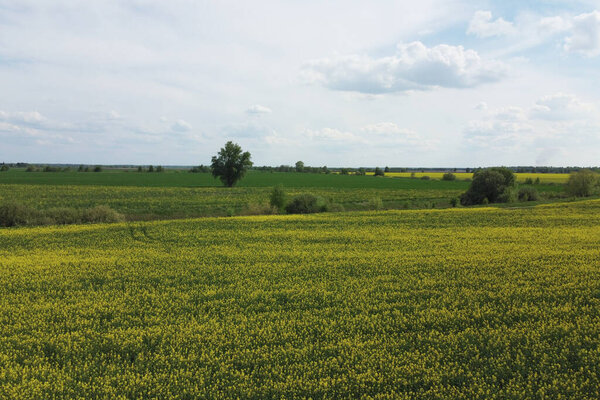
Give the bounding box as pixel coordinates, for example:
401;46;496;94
1;200;599;398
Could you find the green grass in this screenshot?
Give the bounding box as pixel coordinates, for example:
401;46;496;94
0;170;565;220
0;170;472;189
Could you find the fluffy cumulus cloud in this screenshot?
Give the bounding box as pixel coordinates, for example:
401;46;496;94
246;105;272;115
302;41;507;94
563;11;600;56
467;11;515;38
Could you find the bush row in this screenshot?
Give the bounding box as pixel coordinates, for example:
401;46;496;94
0;203;124;227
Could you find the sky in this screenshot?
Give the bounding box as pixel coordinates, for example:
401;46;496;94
1;0;599;167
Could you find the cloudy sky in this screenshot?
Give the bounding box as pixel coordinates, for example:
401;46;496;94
1;1;599;167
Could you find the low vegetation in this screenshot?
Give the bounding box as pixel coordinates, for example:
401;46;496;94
566;169;599;197
1;200;600;397
0;203;123;227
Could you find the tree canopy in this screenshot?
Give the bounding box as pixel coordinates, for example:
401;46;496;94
460;167;516;205
210;141;253;187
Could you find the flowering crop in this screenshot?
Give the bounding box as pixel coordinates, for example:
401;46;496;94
370;172;570;183
1;200;599;398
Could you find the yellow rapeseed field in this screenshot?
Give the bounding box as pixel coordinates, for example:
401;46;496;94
1;200;599;398
368;172;570;183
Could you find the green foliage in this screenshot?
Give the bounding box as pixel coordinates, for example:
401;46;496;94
450;197;459;207
269;185;287;211
460;167;516;205
211;141;253;187
374;167;385;177
420;175;431;180
384;166;390;173
524;177;534;185
518;186;540;202
339;168;349;175
355;168;366;176
566;169;599;197
285;194;327;214
442;172;456;181
0;203;123;227
156;166;164;173
148;165;154;173
0;164;9;172
0;202;33;226
368;196;383;210
93;166;102;172
295;161;304;173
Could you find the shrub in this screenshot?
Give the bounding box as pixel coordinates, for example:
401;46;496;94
460;167;516;205
26;165;37;172
524;178;534;185
450;198;459;207
0;203;33;227
497;187;517;203
241;203;277;216
45;208;82;225
420;175;431;180
329;203;345;212
285;194;328;214
442;172;456;181
373;167;385;177
565;169;599;197
368;197;383;210
81;206;124;223
518;186;539;202
0;164;9;172
93;166;102;172
269;185;287;211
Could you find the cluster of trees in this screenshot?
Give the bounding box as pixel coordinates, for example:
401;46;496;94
253;163;331;174
77;165;103;172
137;166;164;173
0;163;9;172
459;167;599;206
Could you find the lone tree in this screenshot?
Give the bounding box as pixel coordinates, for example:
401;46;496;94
460;167;515;205
295;161;304;173
211;141;253;187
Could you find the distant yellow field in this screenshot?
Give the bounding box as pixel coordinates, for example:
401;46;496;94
366;172;569;183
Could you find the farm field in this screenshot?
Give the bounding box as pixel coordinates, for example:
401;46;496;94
367;172;571;183
1;200;600;398
0;170;564;220
0;169;570;187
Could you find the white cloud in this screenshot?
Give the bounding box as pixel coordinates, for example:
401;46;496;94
303;41;507;94
246;104;272;115
537;16;571;35
171;119;192;132
530;93;594;120
563;10;600;56
467;10;515;38
475;101;488;110
464;93;599;155
0;110;48;127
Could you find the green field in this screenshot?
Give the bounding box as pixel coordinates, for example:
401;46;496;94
1;200;599;398
0;170;471;189
0;170;564;220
